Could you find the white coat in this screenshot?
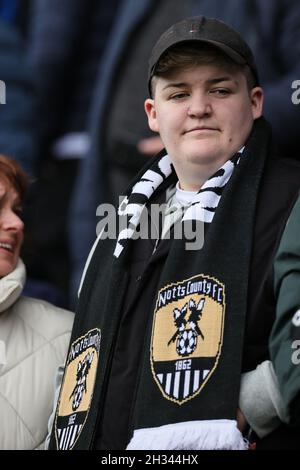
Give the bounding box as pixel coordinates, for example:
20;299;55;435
0;260;73;449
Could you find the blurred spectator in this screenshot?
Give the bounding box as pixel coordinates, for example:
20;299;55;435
270;193;300;429
0;5;66;305
24;0;120;304
0;154;73;449
70;0;300;301
0;19;37;176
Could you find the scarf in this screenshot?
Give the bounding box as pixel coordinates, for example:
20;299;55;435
50;118;271;450
114;149;243;259
161;149;244;242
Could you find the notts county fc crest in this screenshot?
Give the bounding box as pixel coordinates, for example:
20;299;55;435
151;275;225;405
54;329;101;450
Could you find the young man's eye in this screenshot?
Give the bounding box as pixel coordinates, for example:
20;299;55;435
170;92;189;100
210;88;231;96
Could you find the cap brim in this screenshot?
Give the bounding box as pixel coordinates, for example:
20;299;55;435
150;38;247;75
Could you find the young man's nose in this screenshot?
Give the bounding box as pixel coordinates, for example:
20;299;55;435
187;94;212;118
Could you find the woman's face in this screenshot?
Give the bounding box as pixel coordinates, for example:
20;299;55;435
0;179;24;277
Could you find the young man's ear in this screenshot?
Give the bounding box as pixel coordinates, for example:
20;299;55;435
144;98;159;132
251;86;264;120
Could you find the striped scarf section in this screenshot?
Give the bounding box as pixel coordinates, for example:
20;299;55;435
114;149;244;258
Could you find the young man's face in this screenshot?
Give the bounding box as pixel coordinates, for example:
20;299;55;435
145;63;263;191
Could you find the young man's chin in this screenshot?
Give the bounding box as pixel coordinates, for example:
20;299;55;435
186;149;224;166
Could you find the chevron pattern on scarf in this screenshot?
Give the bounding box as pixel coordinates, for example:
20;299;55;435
113;149;244;258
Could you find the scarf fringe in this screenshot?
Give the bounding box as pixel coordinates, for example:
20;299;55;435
126;420;249;450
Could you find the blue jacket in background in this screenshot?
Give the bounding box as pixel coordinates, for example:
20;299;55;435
0;0;19;23
0;20;37;175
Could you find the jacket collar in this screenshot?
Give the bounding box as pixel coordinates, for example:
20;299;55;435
0;259;26;314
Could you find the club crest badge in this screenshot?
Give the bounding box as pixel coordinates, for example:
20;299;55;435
151;275;225;404
54;329;101;450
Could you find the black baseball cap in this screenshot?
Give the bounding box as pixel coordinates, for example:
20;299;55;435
148;16;259;96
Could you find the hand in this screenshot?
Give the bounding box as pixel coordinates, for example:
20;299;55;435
137;136;164;156
236;407;248;433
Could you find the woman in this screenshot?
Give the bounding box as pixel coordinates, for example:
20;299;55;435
0;154;74;449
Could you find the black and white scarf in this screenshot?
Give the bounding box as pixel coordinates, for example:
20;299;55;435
112;150;243;260
78;150;243;298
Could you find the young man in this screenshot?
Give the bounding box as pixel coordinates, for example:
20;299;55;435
49;17;300;450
